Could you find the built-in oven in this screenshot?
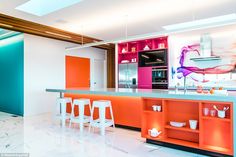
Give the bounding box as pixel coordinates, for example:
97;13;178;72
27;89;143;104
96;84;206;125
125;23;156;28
152;68;168;89
138;49;167;67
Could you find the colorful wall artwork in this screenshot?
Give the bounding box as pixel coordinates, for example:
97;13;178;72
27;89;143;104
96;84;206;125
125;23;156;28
169;31;236;89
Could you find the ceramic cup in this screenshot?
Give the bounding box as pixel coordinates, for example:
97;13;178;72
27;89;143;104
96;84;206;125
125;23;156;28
203;108;209;116
217;110;226;118
210;109;216;117
189;120;198;130
152;105;161;112
152;105;157;111
156;105;161;112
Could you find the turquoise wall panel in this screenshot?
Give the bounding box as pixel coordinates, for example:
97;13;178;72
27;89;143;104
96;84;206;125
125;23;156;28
0;34;24;116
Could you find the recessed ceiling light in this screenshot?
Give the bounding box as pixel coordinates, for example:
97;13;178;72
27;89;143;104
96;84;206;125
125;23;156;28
16;0;83;16
163;14;236;31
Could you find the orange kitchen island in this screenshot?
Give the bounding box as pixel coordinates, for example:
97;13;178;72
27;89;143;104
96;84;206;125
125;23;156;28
46;88;235;157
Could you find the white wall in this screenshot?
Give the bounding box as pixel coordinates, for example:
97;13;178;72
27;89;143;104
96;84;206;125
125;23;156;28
24;34;106;116
66;47;107;88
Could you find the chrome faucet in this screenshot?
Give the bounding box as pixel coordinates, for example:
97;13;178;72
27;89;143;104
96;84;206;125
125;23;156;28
184;76;187;93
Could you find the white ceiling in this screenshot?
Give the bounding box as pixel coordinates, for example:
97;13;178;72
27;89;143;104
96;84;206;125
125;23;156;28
0;0;236;40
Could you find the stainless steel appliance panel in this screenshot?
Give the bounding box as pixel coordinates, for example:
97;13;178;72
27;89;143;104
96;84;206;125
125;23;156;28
118;63;137;88
118;64;128;85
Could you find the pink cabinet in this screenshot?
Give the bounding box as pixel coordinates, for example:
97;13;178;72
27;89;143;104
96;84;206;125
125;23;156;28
138;67;152;89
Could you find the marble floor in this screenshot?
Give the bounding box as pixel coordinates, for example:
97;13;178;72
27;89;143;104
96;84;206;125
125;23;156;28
0;112;15;120
0;112;209;157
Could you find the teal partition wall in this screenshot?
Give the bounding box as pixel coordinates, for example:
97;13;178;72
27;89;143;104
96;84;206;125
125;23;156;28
0;34;24;116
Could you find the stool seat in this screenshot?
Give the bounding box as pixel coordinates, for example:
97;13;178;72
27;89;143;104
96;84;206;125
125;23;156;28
73;98;90;105
89;100;115;135
57;97;72;103
92;100;111;108
70;98;91;132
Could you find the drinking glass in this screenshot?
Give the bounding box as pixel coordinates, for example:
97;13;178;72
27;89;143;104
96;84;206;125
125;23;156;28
210;109;216;117
203;108;209;116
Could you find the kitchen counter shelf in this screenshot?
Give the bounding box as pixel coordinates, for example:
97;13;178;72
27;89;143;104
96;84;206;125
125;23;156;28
201;116;231;122
143;110;163;114
46;88;236;102
118;62;137;64
165;125;199;133
144;134;163;141
119;52;137;55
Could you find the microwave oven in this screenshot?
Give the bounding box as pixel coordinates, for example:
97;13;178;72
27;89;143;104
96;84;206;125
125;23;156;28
138;49;167;67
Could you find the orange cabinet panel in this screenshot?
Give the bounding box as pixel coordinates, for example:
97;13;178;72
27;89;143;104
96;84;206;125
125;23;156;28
65;94;142;128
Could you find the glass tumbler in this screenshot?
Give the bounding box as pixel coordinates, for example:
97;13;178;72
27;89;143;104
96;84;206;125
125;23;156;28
203;108;209;116
210;109;216;117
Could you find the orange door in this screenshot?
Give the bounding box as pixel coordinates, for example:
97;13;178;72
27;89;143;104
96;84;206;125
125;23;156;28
66;56;90;88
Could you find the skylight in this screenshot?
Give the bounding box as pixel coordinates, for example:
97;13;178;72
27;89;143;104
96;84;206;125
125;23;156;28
163;14;236;31
15;0;83;16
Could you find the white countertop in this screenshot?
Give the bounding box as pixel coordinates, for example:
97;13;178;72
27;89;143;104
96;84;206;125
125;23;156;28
46;88;236;102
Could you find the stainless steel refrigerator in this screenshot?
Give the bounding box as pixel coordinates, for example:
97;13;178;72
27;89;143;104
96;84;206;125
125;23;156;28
118;63;138;88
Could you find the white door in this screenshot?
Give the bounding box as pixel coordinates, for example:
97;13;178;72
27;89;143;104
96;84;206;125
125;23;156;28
93;59;106;88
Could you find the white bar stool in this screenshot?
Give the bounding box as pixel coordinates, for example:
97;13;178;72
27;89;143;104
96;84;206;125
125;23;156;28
56;97;72;127
70;98;91;132
89;100;115;135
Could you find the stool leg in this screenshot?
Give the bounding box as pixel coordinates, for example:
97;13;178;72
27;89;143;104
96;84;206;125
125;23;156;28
88;101;92;116
89;105;94;132
79;103;84;133
61;102;66;127
69;103;74;127
109;104;115;128
53;99;60;122
88;101;92;131
99;106;106;136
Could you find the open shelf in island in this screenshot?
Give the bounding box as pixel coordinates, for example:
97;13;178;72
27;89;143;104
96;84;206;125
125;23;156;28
201;116;231;122
142;98;233;156
165;125;199;133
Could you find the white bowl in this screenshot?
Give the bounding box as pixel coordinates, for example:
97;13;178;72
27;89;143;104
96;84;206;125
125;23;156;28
121;60;129;63
170;121;186;128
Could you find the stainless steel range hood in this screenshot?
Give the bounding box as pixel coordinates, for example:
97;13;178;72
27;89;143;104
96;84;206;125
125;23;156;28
191;33;221;62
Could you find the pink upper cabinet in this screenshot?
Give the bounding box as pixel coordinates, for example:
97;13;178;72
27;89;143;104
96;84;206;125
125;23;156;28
118;36;168;64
